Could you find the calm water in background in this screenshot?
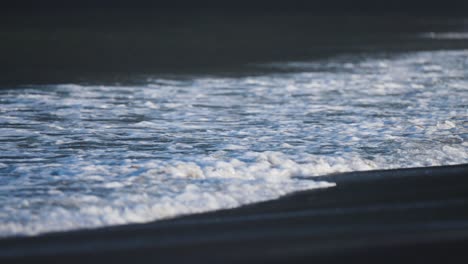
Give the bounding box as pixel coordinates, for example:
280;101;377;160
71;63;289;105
0;24;468;236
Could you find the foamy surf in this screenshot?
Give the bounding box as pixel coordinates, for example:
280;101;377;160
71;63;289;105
0;50;467;237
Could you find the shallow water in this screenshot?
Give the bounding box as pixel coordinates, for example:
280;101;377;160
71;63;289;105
0;49;467;237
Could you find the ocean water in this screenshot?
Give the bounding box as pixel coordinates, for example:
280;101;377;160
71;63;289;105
0;49;467;237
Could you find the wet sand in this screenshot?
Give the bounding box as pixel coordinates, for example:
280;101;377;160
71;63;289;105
1;164;467;263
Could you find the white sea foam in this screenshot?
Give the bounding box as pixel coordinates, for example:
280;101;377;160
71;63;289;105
0;50;467;237
0;152;337;236
421;32;468;39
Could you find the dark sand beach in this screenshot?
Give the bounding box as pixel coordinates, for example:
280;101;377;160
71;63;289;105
1;164;467;263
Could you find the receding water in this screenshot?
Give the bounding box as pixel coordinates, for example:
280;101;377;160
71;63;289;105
0;49;467;236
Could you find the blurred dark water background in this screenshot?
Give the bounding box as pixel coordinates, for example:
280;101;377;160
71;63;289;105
1;0;468;85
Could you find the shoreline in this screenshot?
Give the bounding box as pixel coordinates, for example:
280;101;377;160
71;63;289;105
1;163;467;263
